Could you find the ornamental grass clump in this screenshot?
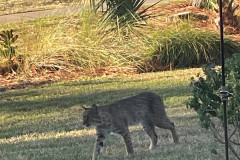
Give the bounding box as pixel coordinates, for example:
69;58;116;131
150;25;240;70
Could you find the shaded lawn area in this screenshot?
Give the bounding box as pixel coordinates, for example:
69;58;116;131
0;68;229;159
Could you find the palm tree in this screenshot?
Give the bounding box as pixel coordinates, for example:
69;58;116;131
94;0;162;32
193;0;239;29
222;0;239;28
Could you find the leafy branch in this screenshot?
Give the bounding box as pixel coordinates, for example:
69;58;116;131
188;53;240;159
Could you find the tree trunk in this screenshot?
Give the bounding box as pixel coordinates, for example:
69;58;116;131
192;0;239;29
221;0;240;28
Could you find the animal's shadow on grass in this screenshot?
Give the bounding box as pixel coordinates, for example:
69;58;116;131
1;84;191;139
1;86;190;111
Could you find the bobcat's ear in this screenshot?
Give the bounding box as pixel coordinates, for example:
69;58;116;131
82;106;89;110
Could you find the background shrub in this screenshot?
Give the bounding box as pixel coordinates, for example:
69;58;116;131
6;12;150;74
188;53;240;159
0;30;24;75
192;0;216;10
149;25;240;70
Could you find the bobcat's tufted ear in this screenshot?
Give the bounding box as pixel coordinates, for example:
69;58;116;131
82;106;89;110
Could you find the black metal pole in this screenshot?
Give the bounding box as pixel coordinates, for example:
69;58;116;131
219;0;229;159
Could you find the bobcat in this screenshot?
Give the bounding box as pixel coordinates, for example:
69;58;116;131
82;92;179;160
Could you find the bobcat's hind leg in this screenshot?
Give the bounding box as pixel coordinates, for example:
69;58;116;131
142;122;158;150
155;120;179;144
116;127;134;155
146;129;158;149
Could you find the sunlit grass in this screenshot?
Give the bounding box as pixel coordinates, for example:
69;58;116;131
0;68;236;159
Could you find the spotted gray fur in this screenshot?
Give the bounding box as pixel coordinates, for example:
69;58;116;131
82;92;179;160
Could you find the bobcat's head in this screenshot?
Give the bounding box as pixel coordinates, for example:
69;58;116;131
82;104;101;127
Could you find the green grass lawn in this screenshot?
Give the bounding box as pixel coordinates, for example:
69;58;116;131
0;68;232;159
0;0;239;159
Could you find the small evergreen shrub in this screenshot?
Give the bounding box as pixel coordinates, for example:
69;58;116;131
188;53;240;158
0;29;18;60
0;29;23;75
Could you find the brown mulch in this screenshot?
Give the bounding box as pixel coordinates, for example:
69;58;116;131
1;2;240;92
0;69;79;91
0;67;137;91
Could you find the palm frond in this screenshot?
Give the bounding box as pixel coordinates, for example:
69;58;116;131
95;0;162;33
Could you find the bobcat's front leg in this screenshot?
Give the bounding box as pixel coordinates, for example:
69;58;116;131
92;132;105;160
117;127;134;155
